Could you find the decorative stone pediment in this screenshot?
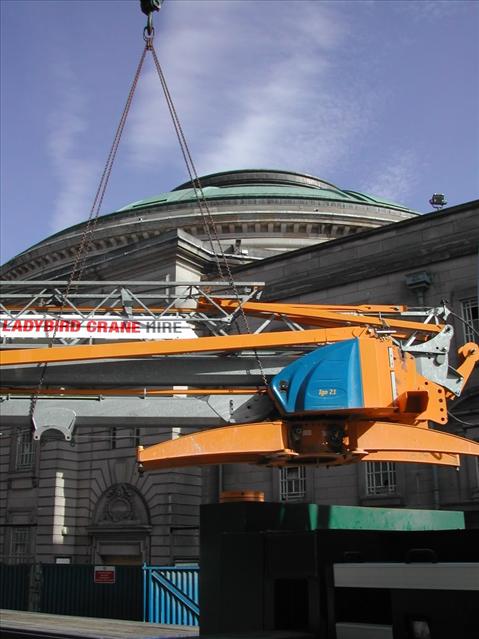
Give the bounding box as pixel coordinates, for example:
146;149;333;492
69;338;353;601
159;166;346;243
92;483;150;528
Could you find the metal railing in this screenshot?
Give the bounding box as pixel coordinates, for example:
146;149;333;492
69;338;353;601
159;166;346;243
0;280;264;344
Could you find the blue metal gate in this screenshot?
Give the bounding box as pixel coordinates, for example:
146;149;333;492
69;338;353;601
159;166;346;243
143;565;199;626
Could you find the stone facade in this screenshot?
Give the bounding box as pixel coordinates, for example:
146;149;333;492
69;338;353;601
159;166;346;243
1;424;202;565
1;171;478;565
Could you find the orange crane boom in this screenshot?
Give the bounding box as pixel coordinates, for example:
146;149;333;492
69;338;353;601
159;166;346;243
1;292;478;470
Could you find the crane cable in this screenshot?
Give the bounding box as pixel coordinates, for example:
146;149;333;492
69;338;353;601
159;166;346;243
148;42;226;280
141;4;267;385
145;35;268;385
141;2;225;278
29;2;268;431
30;41;151;428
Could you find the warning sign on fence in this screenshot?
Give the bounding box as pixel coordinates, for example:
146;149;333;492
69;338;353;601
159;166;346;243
94;565;116;584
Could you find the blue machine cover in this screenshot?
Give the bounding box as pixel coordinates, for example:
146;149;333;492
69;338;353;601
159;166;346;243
270;339;364;414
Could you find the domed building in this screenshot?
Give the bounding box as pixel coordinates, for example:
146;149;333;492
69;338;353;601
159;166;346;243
0;169;418;280
1;167;478;571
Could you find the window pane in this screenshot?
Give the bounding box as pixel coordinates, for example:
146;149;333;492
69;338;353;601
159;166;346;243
279;466;306;501
10;527;29;559
133;428;141;447
366;461;397;495
461;297;478;343
15;429;34;471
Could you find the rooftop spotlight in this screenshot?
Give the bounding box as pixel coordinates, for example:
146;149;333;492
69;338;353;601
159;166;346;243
429;193;447;209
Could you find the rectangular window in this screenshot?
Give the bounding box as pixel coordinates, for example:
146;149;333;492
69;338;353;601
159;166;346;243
366;462;397;495
133;428;141;448
15;429;35;471
461;297;478;343
111;427;117;450
279;466;306;502
10;527;30;561
110;427;141;449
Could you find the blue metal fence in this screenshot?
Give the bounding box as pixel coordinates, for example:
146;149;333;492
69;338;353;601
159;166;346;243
1;563;198;626
143;565;199;626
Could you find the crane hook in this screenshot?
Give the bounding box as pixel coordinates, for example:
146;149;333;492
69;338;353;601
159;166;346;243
140;0;164;43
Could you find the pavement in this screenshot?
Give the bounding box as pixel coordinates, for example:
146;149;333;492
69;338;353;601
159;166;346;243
0;609;199;639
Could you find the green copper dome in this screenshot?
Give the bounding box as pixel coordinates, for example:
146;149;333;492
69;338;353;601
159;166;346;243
117;169;417;215
1;168;420;280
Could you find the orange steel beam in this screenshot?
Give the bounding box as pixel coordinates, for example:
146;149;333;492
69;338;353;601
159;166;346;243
0;386;265;397
281;304;407;313
200;300;443;334
2;303;408;314
359;451;460;466
137;419;479;471
0;326;371;367
348;421;479;456
137;421;294;470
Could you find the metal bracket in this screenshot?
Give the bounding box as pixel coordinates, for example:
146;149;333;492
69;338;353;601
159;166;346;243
402;325;463;396
32;407;77;441
120;288;134;317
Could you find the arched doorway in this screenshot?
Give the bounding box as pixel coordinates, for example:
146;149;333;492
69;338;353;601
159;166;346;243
88;483;152;565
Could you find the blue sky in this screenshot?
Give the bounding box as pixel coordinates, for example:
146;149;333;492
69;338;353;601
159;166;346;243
1;0;478;264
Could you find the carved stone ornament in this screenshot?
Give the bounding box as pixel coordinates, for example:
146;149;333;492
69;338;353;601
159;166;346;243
92;482;150;529
103;483;136;523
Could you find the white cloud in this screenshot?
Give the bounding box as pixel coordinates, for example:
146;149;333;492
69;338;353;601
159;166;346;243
394;0;469;21
125;0;371;182
47;62;97;230
361;150;419;205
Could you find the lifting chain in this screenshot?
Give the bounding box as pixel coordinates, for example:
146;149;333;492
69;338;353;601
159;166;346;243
29;14;153;428
142;8;269;386
29;0;268;431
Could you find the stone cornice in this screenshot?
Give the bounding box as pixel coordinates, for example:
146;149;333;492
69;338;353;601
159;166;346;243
232;200;479;299
1;194;418;279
